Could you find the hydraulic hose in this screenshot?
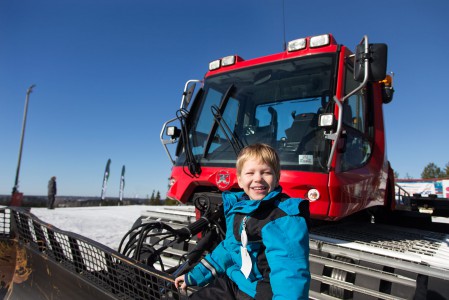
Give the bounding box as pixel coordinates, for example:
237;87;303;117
176;204;223;241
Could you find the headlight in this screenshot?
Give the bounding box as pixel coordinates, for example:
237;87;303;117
307;189;320;201
319;113;334;127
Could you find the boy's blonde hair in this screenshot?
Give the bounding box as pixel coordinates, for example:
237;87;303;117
236;143;281;180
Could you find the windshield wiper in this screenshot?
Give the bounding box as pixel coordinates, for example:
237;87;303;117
210;105;244;156
202;84;244;158
177;108;201;177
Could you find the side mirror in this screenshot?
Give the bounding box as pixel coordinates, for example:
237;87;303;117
182;82;196;109
354;43;388;82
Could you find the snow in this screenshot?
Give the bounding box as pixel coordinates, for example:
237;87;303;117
31;205;152;251
28;205;449;255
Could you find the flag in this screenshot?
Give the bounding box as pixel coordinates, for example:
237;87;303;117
119;165;125;201
101;159;111;200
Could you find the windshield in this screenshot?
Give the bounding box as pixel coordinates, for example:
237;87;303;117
179;54;335;173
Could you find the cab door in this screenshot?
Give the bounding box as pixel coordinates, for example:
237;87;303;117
328;56;387;219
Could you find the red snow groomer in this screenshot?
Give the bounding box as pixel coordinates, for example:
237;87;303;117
161;33;396;221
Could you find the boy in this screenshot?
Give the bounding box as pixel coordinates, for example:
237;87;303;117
175;143;310;299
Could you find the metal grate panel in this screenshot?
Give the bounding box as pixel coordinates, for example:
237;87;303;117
0;207;11;237
2;207;192;300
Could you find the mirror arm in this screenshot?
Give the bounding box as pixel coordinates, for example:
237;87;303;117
160;117;179;165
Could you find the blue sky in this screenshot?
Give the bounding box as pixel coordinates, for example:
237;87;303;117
1;1;448;198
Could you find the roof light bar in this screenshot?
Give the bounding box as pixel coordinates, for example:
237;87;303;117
310;34;330;48
287;34;332;52
221;55;236;67
287;38;307;52
209;59;221;71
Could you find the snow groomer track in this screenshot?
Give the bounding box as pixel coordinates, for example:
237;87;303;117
308;222;449;299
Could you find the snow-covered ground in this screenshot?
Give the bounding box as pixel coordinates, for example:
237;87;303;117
31;205;154;251
28;205;449;254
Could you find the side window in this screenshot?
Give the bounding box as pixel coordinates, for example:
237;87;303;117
345;94;366;132
340;65;373;172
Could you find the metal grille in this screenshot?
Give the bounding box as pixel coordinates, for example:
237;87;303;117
310;221;449;271
4;207;192;300
311;222;447;256
0;207;11;237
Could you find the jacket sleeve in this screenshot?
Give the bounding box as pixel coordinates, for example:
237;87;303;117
262;215;310;299
186;192;237;287
185;238;234;287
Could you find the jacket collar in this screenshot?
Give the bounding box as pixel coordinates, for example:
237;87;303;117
222;187;282;214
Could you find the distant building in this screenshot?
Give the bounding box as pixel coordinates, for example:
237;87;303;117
395;178;449;198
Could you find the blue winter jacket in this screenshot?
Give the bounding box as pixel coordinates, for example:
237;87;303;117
184;187;310;299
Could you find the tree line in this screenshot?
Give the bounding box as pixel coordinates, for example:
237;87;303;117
147;189;178;205
394;162;449;179
420;162;449;179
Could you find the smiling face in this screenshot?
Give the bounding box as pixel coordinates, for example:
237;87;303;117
237;158;278;200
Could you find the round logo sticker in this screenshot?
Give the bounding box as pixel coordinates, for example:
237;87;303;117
216;170;231;190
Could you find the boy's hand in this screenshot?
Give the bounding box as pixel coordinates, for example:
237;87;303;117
174;275;187;291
